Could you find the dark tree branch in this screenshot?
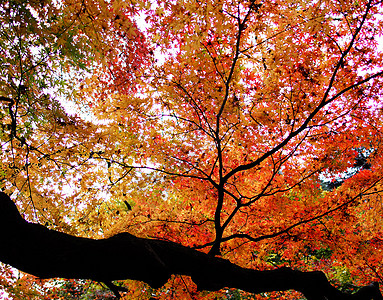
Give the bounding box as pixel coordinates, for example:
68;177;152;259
103;281;129;299
0;192;381;300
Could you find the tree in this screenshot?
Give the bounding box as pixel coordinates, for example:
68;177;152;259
1;0;383;299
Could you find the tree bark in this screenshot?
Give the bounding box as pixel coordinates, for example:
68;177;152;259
0;192;381;299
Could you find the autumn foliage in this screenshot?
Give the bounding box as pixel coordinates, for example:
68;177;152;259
1;0;383;298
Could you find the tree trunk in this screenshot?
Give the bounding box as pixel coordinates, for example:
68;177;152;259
0;192;381;300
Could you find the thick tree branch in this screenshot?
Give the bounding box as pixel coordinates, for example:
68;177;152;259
0;192;381;300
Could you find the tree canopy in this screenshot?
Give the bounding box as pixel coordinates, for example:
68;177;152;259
1;0;383;299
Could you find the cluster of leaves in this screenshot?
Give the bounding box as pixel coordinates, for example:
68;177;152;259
1;0;383;298
0;0;150;236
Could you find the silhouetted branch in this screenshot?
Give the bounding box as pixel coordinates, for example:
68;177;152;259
0;192;381;300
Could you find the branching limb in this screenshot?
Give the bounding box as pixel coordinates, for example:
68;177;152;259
0;192;381;299
103;281;129;299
